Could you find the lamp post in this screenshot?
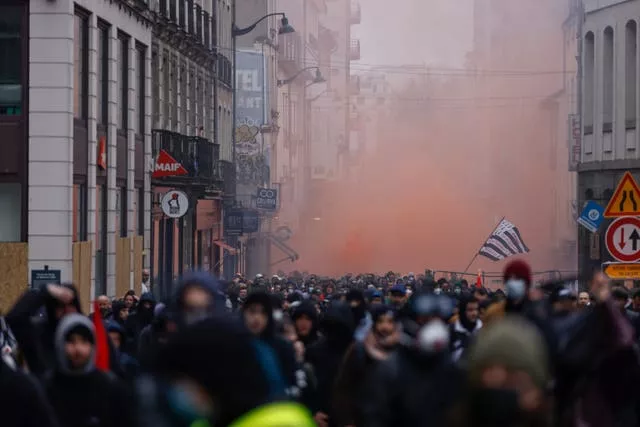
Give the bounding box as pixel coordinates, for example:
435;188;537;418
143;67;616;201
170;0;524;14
228;12;295;278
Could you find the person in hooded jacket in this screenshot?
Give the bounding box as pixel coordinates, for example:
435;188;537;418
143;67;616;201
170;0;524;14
126;292;156;344
361;291;462;427
304;301;356;427
106;321;140;381
43;313;133;427
136;316;315;427
346;289;372;342
332;305;401;427
109;299;134;353
137;272;221;371
450;294;483;363
291;300;320;348
6;283;83;377
1;356;60;427
241;291;306;399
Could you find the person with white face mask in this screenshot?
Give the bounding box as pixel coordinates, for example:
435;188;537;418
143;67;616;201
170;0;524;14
360;291;462;427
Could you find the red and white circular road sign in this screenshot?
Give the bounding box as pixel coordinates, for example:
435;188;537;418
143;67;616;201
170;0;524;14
605;217;640;262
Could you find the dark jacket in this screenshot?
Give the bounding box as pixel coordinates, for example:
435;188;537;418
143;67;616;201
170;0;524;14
361;347;462;427
43;314;133;427
6;285;83;377
0;358;60;427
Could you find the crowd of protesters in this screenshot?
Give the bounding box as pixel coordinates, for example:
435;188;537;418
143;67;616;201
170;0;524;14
2;259;640;427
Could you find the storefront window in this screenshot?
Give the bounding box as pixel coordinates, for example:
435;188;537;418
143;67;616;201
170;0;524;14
0;6;22;116
73;184;87;241
95;185;107;295
0;183;20;242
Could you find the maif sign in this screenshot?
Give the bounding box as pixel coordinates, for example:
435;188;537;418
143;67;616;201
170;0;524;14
152;150;188;178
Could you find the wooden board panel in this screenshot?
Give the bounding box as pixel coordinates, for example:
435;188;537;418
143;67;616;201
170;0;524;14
115;237;132;298
73;241;93;314
0;243;28;314
133;236;143;295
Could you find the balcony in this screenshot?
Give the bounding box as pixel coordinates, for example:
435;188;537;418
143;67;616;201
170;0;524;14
152;129;220;184
215;160;236;197
349;75;360;95
350;1;361;25
349;39;360;61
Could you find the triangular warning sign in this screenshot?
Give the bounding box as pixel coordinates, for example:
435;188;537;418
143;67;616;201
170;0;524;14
152;149;188;178
604;172;640;217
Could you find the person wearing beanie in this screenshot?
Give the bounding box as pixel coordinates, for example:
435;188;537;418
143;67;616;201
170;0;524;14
43;314;133;427
449;315;552;427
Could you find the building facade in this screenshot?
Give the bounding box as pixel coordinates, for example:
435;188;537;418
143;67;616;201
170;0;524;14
578;0;640;273
24;0;154;305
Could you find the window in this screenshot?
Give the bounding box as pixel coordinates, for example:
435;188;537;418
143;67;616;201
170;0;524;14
95;185;107;295
97;22;109;125
136;44;146;136
603;27;614;132
0;6;22;116
196;4;202;41
118;34;129;131
74;12;89;120
73;184;87;242
584;32;595;134
137;187;145;236
152;48;160;128
119;186;127;237
203;11;210;48
626;21;637;129
179;0;186;28
187;0;194;34
0;183;20;242
181;63;188;131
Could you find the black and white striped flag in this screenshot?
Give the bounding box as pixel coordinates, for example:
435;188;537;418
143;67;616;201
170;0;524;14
478;219;530;261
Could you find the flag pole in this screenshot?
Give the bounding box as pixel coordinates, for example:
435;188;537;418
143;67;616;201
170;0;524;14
462;216;505;275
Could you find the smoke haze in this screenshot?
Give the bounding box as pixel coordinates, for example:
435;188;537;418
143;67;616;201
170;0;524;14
285;0;576;276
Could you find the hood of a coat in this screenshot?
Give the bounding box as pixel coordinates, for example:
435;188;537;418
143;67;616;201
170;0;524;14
54;313;96;375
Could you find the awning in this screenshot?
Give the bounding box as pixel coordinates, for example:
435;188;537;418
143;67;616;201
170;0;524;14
213;240;238;255
268;234;299;265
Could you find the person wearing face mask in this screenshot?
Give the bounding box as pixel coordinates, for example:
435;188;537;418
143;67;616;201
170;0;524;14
362;291;462;427
448;316;552;427
332;305;401;427
173;272;224;328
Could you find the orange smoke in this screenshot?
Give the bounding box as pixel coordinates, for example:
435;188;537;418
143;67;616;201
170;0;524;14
282;0;576;276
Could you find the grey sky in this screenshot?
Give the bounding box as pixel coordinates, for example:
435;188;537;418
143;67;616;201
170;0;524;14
353;0;475;68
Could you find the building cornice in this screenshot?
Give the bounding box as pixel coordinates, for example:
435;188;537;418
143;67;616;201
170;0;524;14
109;0;155;29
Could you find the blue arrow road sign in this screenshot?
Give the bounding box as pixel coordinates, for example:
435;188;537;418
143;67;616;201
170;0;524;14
577;200;604;233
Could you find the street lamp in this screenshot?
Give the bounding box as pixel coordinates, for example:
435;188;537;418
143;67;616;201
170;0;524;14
277;67;326;87
232;13;295;37
228;11;295;278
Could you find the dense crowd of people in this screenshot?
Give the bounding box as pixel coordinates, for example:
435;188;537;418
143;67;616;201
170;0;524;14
2;260;640;427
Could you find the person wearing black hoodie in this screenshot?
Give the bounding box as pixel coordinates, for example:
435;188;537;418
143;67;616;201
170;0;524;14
304;301;356;427
127;292;156;341
43;313;133;427
450;294;482;363
241;291;304;399
6;283;83;377
1;356;60;427
291;300;319;348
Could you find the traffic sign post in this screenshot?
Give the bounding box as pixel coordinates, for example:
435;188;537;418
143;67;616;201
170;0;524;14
603;262;640;279
604;172;640;217
605;216;640;262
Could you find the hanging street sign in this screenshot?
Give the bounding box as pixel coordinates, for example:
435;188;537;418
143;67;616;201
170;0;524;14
603;262;640;279
605;216;640;262
577;200;604;233
256;187;278;210
604;172;640;217
161;190;189;218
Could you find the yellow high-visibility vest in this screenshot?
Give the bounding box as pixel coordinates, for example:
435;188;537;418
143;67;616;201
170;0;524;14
227;402;316;427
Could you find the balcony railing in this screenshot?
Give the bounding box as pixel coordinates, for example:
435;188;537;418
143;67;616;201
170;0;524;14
349;75;360;95
215;160;236;196
350;1;361;25
350;39;360;61
152;129;220;182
